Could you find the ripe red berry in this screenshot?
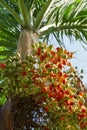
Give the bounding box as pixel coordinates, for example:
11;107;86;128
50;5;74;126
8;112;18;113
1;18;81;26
81;106;86;113
79;91;83;96
78;113;86;120
65;90;69;95
41;87;47;93
61;78;67;84
45;64;51;69
62;59;67;65
41;97;46;101
50;73;56;78
50;51;55;56
21;71;27;76
78;101;83;106
56;47;61;52
58;64;63;69
0;63;6;68
58;71;63;77
40;55;45;61
37;48;41;55
44;107;49;112
57;57;62;62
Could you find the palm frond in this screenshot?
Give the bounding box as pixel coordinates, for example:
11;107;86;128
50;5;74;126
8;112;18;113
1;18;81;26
33;0;54;30
0;0;23;25
39;0;87;47
0;0;87;58
0;6;20;60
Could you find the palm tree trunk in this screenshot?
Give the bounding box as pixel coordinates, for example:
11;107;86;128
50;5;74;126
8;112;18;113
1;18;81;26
17;29;39;61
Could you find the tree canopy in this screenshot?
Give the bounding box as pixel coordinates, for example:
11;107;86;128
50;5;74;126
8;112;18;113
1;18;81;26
0;0;87;59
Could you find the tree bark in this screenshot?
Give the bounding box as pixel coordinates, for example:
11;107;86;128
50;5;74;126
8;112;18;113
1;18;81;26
0;98;13;130
17;29;39;61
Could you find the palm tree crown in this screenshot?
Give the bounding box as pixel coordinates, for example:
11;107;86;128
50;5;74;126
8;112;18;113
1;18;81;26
0;0;87;60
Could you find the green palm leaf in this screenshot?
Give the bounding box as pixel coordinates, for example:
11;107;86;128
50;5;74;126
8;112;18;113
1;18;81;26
0;0;87;60
39;0;87;46
0;5;20;59
0;0;23;25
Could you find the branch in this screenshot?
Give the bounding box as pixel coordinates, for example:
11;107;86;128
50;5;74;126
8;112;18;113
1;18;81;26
39;24;87;36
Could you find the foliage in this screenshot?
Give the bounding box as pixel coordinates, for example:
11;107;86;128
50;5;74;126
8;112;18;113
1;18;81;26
0;0;87;59
0;4;20;59
0;42;87;129
0;94;6;106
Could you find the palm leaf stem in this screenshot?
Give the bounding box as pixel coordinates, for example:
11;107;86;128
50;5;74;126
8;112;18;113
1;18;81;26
33;0;54;30
18;0;31;28
40;25;87;36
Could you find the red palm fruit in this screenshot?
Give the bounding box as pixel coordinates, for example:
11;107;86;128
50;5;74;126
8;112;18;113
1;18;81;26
52;93;57;98
69;106;72;112
42;69;47;74
44;107;49;112
40;55;45;61
58;71;63;77
60;116;65;121
41;97;46;101
69;95;74;99
53;88;57;93
61;78;67;84
44;52;47;57
81;106;86;113
56;47;61;52
48;92;54;98
63;73;68;78
41;87;47;93
58;64;63;69
37;100;42;104
50;51;55;56
57;91;64;100
45;64;51;69
65;100;70;106
37;48;41;55
30;69;35;73
78;113;86;120
52;59;57;64
21;71;27;76
57;57;62;62
65;90;69;95
35;74;39;78
40;52;47;61
80;121;87;129
79;91;83;96
64;49;68;54
69;101;74;106
56;84;62;90
67;62;72;67
49;84;54;91
62;59;67;65
78;101;83;106
68;52;73;58
50;73;56;78
0;63;6;69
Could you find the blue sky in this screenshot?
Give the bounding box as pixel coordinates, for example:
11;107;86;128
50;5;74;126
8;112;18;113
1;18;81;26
50;36;87;85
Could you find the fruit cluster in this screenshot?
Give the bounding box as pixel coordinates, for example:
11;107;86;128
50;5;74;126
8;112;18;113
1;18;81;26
0;42;87;129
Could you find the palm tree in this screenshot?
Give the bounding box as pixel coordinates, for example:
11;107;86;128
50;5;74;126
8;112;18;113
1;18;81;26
0;0;87;129
0;0;87;61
